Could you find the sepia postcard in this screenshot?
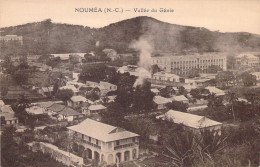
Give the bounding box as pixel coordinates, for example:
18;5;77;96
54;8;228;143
0;0;260;167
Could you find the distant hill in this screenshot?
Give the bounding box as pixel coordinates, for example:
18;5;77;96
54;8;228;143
1;17;260;56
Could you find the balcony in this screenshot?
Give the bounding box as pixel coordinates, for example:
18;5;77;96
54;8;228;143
80;139;101;149
114;143;137;150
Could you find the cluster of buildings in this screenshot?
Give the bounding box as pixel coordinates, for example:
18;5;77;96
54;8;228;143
236;53;260;67
0;35;23;45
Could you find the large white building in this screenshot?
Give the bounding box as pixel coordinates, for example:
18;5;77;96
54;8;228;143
152;53;227;75
236;53;259;67
67;119;139;165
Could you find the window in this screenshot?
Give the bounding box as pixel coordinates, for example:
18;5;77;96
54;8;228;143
96;139;99;145
133;137;135;142
116;140;120;146
82;134;84;139
89;137;91;142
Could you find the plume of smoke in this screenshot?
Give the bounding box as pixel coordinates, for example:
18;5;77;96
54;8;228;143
130;37;153;87
130;37;153;71
96;41;100;47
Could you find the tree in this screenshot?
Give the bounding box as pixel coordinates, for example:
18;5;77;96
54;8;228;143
79;64;107;82
177;86;187;95
216;71;235;88
239;72;257;87
53;81;59;96
101;102;126;127
167;101;188;112
1;126;17;167
199;129;227;159
55;89;73;103
11;94;31;124
46;57;61;70
132;80;155;112
207;93;224;108
160;86;175;98
1;86;8;97
190;88;201;99
85;91;100;101
13;70;29;85
244;89;260;106
225;91;238;121
165;130;199;167
206;65;223;74
151;64;160;75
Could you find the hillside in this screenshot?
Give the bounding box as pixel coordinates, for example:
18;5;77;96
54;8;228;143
1;17;260;56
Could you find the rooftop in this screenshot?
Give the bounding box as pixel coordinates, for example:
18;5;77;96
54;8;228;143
88;104;107;111
158;110;222;129
58;107;82;116
67;119;139;142
47;103;66;112
205;86;225;96
153;96;172;105
26;106;46;115
70;96;87;102
170;95;188;102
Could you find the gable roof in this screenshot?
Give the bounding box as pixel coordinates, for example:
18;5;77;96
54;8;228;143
88;104;107;111
153;96;171;105
0;100;5;106
70;96;87;102
37;101;55;108
205;86;225;96
151;88;160;93
161;110;222;129
41;87;53;92
171;95;188;102
47;103;66;112
0;105;14;113
58;107;82;116
67;119;139;142
59;85;79;92
26;106;46;115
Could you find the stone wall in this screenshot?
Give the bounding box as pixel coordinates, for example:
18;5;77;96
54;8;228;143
28;142;84;167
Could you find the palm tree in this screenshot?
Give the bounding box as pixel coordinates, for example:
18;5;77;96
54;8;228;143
226;91;238;121
164;131;199;167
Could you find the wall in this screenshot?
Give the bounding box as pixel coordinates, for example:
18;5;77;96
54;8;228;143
28;142;84;167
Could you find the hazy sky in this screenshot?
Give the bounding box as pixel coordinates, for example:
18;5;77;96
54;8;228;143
1;0;260;34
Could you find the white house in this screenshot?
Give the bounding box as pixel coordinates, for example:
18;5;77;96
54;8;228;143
153;72;180;83
67;96;93;109
251;72;260;81
205;86;225;96
153;96;171;110
0;105;19;125
157;110;222;134
151;88;160;96
99;81;117;92
67;119;139;165
82;104;107;115
169;95;189;104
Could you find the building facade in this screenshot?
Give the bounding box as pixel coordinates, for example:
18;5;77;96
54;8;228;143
236;53;260;67
0;35;23;44
67;119;139;165
151;53;227;75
